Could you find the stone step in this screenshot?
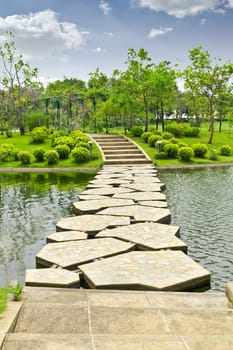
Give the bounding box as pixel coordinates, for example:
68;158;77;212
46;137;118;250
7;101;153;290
105;154;146;160
97;142;132;147
105;159;152;165
100;145;139;150
104;149;141;154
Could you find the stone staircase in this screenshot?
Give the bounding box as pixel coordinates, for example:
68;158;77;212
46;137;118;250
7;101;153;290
2;287;233;349
90;134;151;165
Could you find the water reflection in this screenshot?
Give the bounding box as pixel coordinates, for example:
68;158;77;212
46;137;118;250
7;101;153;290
159;166;233;292
0;172;95;287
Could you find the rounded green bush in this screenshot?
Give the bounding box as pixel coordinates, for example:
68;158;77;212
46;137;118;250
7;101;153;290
33;147;46;162
52;136;75;149
0;147;9;162
163;143;179;158
54;144;70;159
219;145;232;156
155;152;168;159
209;149;219;161
45;150;59;165
130;126;144;137
18;151;32;165
72;146;91;163
184;126;200;137
76;141;89;150
162;132;174;140
141;131;153;143
178;147;194;162
192;143;208;158
166;123;186;138
148;135;161;147
0;144;19;161
178;142;188;148
169;138;179;144
31;126;49;144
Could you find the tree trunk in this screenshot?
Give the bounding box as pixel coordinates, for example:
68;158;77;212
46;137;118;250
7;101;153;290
208;116;214;144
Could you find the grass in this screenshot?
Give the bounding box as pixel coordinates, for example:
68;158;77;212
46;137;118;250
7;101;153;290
0;288;8;314
0;132;103;169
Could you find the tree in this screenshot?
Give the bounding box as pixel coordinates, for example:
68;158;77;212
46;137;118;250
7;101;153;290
183;46;233;144
0;32;40;134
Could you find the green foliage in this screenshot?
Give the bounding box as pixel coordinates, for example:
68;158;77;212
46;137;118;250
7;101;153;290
18;150;32;165
54;144;70;159
141;131;153;143
163;143;179;158
76;141;89;150
7;281;23;301
45;150;59;165
178;147;194;162
155;151;168;159
148;134;161;147
162;132;174;140
130;126;144;137
71;130;89;143
31;126;49;144
219;145;232;156
184;126;200;137
0;288;8;313
52;136;75;149
166;123;186;137
209;149;219;161
169;138;179;144
72;146;91;163
192;143;208;158
33;147;46;162
178;142;188;148
0;143;19;162
26;111;49;131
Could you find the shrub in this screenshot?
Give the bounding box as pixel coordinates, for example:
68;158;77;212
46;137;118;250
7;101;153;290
0;144;18;161
54;144;70;159
160;140;170;151
72;146;91;163
18;151;32;165
76;141;89;150
130;126;144;137
0;147;9;162
26;111;49;131
169;138;179;144
178;142;188;148
141;131;153;143
153;130;162;136
178;147;194;162
155;152;168;159
219;145;232;156
31;126;49;144
163;143;179;158
192;143;208;158
184;126;200;137
33;148;46;162
162;132;174;140
209;149;219;161
52;136;75;149
166;123;186;138
71;130;89;143
148;135;161;147
45;150;59;165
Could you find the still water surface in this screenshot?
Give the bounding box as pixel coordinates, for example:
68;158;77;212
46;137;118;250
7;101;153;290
0;172;94;287
159;166;233;292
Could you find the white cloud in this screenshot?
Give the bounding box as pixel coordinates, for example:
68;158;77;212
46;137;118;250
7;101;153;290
92;47;106;53
0;10;89;59
148;26;173;39
104;32;114;37
132;0;224;18
225;0;233;8
99;0;112;15
200;18;206;24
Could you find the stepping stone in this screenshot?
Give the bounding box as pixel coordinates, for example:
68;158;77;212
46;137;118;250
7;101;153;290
88;179;131;186
80;187;134;196
79;195;110;201
79;250;211;291
25;268;80;288
97;205;171;224
120;183;165;192
138;200;168;208
47;231;88;243
97;222;185;251
73;198;135;215
36;238;135;269
56;214;130;234
113;191;166;201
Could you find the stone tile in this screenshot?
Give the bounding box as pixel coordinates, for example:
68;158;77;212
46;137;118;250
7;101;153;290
94;335;187;350
80;187;134;196
88;290;150;308
14;303;89;334
3;334;93;350
113;191;167;201
80;250;210;291
138;200;168;208
0;302;22;335
97;222;185;251
36;238;134;269
25;268;80;288
97;205;171;224
90;306;169;335
47;230;88;243
162;308;233;336
56;214;130;234
23;287;88;304
121;183;165;192
73;198;134;215
184;335;233;350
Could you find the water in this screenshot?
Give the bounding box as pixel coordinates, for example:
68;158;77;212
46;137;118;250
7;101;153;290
158;166;233;292
0;172;95;287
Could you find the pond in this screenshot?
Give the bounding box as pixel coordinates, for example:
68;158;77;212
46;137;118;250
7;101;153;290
0;172;95;287
158;166;233;292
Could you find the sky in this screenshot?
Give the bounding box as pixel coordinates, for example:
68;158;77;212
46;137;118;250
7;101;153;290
0;0;233;85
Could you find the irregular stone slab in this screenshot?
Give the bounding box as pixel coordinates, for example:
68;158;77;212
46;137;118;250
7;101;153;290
80;250;210;291
73;198;135;215
80;187;134;196
113;191;166;201
79;194;110;201
97;222;185;252
89;179;131;185
25;268;80;288
56;215;130;234
120;183;165;192
47;231;88;243
138;200;168;208
36;238;134;269
97;205;171;224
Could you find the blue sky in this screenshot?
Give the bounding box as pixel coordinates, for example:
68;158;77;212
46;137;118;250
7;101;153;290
0;0;233;85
